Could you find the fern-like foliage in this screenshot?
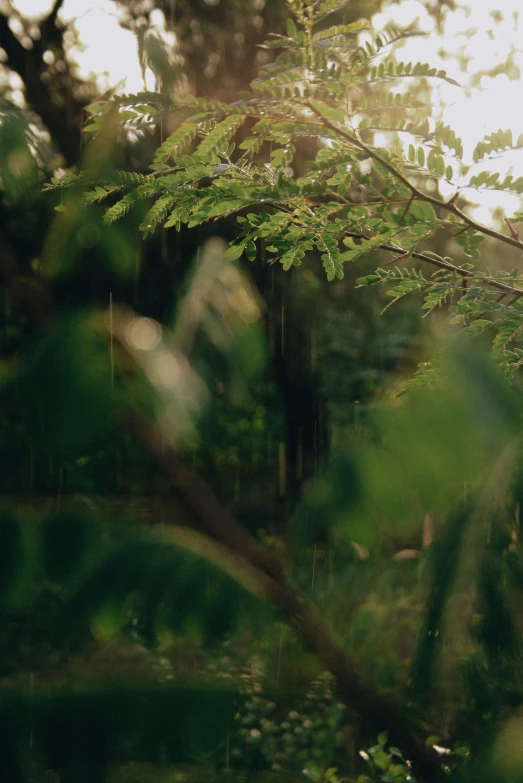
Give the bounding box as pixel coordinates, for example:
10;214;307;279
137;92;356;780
49;0;523;372
472;129;523;164
153;119;201;166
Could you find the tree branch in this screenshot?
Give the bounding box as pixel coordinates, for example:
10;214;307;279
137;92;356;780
369;239;523;297
308;103;523;254
45;0;66;31
273;202;523;298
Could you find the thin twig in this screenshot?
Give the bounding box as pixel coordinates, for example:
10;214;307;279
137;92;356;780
399;193;415;223
45;0;66;29
272;202;523;297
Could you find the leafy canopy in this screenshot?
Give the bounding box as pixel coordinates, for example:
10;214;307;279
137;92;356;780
48;0;523;374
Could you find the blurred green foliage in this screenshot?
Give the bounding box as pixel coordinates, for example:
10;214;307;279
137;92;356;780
2;1;523;783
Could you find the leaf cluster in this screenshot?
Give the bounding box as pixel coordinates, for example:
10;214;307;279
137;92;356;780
53;2;523;371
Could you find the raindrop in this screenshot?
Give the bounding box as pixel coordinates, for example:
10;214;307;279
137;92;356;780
4;289;9;347
276;634;283;689
134;247;141;304
115;451;122;491
296;429;303;480
29;444;33;494
234;467;241;503
55;466;63;512
313;422;317;491
109;292;114;387
278;442;286;496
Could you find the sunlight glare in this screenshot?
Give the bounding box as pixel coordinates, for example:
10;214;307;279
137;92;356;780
60;0;144;93
11;0;523;225
11;0;53;18
376;0;523;222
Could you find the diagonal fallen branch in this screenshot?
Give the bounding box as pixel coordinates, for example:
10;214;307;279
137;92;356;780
125;411;443;782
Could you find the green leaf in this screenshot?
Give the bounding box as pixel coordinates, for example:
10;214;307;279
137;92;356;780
434;155;445;177
356;274;382;286
164;192;200;228
463;319;492;335
223;244;245;261
251;67;305;95
317;235;343;281
279;241;311;271
313;21;371;42
454;230;484;259
422;281;460;315
382;277;426;312
84;103;105;114
140;192;179;234
286;18;298;38
154;119;200;164
493;314;523;355
188;197;253;227
308;99;346;124
195;115;246;162
371;748;390;770
103;185;156;224
245;240;257;262
472;128;523;164
433;122;463;157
